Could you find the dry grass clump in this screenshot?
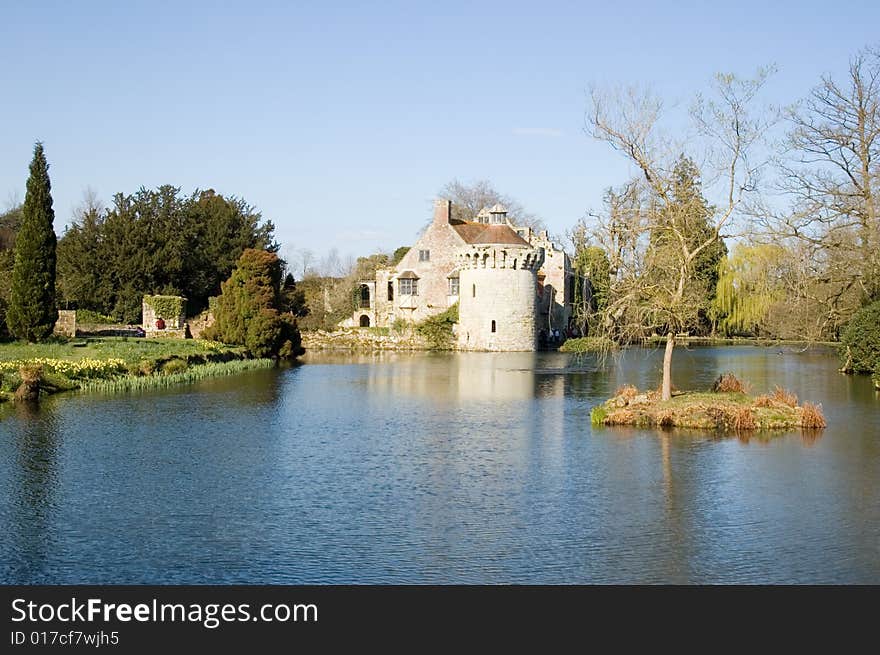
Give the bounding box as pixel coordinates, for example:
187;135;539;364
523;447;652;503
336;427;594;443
14;364;43;401
753;394;773;407
18;364;43;384
615;384;638;400
605;409;635;425
655;408;675;427
770;386;798;408
712;372;750;394
706;406;727;429
800;402;827;429
732;407;757;430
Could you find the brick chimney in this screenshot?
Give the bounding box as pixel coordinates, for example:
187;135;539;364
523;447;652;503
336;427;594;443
433;199;452;225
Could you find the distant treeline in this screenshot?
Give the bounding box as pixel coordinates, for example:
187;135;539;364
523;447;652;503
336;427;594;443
0;186;277;325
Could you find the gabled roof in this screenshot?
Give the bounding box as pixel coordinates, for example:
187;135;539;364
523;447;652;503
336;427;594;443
450;220;531;246
396;270;420;279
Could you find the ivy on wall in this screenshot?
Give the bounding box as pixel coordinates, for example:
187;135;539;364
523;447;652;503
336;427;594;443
143;295;185;319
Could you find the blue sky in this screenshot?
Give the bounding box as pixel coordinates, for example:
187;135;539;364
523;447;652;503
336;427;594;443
2;1;878;266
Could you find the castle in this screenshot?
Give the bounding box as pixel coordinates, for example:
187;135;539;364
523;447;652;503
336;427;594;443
345;199;573;351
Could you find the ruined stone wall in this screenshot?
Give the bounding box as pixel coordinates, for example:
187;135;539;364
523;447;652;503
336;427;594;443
302;328;432;351
142;295;187;339
53;310;76;338
187;309;215;339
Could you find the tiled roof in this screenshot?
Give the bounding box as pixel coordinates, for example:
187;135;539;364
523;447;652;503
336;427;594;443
396;270;420;279
451;221;531;246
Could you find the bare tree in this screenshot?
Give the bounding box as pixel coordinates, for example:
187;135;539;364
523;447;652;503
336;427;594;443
4;189;22;212
767;46;880;332
587;70;775;400
318;248;343;278
435;179;546;231
287;247;316;279
69;187;104;231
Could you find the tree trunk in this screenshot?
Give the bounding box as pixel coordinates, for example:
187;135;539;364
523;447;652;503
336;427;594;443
661;331;675;401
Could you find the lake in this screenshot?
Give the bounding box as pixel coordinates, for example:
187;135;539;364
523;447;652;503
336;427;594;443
1;345;878;583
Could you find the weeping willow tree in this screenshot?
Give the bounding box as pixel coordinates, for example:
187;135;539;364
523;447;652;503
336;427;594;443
712;244;786;335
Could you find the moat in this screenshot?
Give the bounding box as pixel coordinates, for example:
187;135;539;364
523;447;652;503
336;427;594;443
1;346;878;583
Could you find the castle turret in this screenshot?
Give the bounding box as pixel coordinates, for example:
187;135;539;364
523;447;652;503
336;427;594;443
456;243;544;351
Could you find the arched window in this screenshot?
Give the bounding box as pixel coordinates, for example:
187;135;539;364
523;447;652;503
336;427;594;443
359;284;370;309
359;315;370;327
491;320;496;333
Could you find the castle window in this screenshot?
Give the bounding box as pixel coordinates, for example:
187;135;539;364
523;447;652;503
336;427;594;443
359;284;370;309
399;278;418;296
472;284;476;298
419;249;430;262
387;281;394;301
448;278;459;296
491;320;496;333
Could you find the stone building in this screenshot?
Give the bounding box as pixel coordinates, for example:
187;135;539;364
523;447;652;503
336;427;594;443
344;199;573;351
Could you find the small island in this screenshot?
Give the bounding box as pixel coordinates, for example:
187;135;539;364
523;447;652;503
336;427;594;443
591;374;826;431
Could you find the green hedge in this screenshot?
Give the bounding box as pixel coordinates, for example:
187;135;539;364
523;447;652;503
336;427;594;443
839;301;880;374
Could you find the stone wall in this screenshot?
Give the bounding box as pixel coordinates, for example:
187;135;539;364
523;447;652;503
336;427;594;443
302;328;433;351
187;309;215;340
53;310;76;338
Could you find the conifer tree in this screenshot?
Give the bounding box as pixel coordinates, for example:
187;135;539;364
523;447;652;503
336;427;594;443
8;142;58;341
205;248;303;359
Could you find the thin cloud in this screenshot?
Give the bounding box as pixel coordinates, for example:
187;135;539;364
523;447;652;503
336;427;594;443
512;127;563;137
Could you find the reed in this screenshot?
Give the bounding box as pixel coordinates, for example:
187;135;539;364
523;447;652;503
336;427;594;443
770;386;798;408
800;402;827;429
78;358;275;393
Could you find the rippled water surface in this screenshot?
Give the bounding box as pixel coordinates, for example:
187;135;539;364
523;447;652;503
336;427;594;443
1;346;878;583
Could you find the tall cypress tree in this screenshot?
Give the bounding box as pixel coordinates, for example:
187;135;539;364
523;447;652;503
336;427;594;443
8;142;58;341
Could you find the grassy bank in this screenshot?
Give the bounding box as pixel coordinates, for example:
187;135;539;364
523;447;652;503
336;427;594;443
0;337;267;401
590;377;826;432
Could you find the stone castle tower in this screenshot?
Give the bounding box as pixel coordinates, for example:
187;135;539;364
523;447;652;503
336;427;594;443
456;205;545;351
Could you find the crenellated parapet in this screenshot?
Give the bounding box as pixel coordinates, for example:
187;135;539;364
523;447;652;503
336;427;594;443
457;246;544;272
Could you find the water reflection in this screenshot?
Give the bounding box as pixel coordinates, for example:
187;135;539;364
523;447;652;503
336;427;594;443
2;401;60;581
1;346;878;583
